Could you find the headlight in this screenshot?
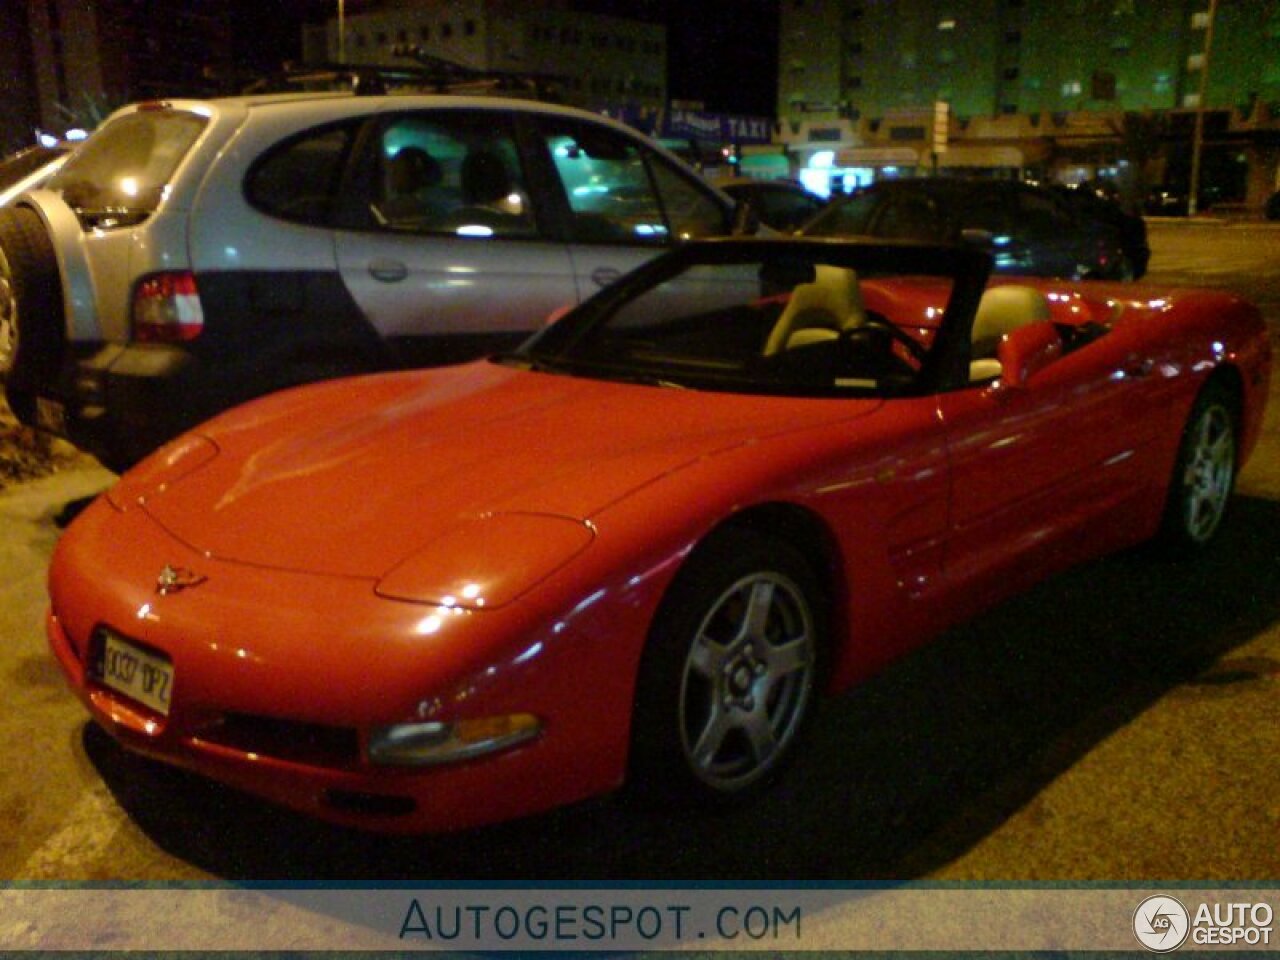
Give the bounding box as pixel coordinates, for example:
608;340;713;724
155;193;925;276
107;433;218;511
367;714;541;766
375;512;594;609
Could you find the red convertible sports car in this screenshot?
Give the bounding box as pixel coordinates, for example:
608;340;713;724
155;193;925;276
47;238;1270;833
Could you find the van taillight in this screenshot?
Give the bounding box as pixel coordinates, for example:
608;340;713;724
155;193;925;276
132;272;204;342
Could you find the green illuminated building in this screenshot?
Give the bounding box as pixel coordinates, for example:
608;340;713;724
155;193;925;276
778;0;1280;209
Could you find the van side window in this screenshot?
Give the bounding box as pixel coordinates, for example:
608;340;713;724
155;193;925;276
541;120;670;245
245;123;357;225
361;112;536;238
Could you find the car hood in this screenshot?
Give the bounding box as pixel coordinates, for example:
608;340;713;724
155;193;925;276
132;361;880;579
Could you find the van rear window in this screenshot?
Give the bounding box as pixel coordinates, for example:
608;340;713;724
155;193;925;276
47;108;208;228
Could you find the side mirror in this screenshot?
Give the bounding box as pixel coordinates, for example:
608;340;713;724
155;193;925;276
997;321;1063;388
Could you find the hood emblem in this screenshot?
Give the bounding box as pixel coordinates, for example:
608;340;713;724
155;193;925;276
155;565;207;595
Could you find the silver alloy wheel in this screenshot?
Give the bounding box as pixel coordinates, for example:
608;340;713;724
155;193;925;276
678;571;815;792
0;255;16;376
1182;401;1235;543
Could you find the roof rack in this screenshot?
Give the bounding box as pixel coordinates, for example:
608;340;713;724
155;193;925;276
233;53;566;101
388;46;566;99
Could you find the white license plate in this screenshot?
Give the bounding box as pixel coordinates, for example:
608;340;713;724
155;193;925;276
34;396;67;435
97;631;174;716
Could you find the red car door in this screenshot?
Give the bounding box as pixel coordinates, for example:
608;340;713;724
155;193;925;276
934;341;1164;622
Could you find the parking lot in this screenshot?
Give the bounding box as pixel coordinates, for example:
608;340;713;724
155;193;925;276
1;218;1278;883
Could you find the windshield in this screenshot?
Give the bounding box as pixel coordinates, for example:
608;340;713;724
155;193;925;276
512;241;981;398
46;107;208;228
802;189;879;236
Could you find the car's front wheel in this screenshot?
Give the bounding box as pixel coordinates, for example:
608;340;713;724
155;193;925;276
630;529;823;802
1160;381;1238;549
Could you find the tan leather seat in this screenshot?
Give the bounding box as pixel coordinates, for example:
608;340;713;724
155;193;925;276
969;284;1052;381
764;265;867;355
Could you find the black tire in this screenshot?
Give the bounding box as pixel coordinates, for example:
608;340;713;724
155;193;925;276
1158;380;1238;550
629;528;825;803
0;206;64;412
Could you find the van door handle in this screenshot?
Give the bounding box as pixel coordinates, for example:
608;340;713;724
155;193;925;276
369;259;408;283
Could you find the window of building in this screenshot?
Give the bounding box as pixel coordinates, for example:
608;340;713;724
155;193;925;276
938;18;956;30
1003;66;1020;80
441;23;453;39
465;19;476;36
419;26;430;41
375;31;388;45
1005;29;1021;42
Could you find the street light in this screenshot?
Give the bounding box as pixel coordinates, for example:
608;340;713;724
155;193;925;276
1188;0;1218;217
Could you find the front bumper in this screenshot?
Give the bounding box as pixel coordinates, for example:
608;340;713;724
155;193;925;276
45;496;636;833
48;609;580;831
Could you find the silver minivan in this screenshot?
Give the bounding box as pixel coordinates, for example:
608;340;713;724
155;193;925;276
1;89;739;470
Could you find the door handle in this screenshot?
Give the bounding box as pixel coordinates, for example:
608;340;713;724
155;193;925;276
368;259;408;283
590;266;621;288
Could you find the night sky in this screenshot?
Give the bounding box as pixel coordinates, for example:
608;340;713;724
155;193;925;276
232;0;780;117
571;0;780;116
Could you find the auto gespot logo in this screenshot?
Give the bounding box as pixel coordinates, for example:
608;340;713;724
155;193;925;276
1133;895;1274;952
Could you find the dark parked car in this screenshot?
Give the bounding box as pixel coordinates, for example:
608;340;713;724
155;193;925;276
717;177;828;232
801;177;1134;281
1049;183;1149;279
